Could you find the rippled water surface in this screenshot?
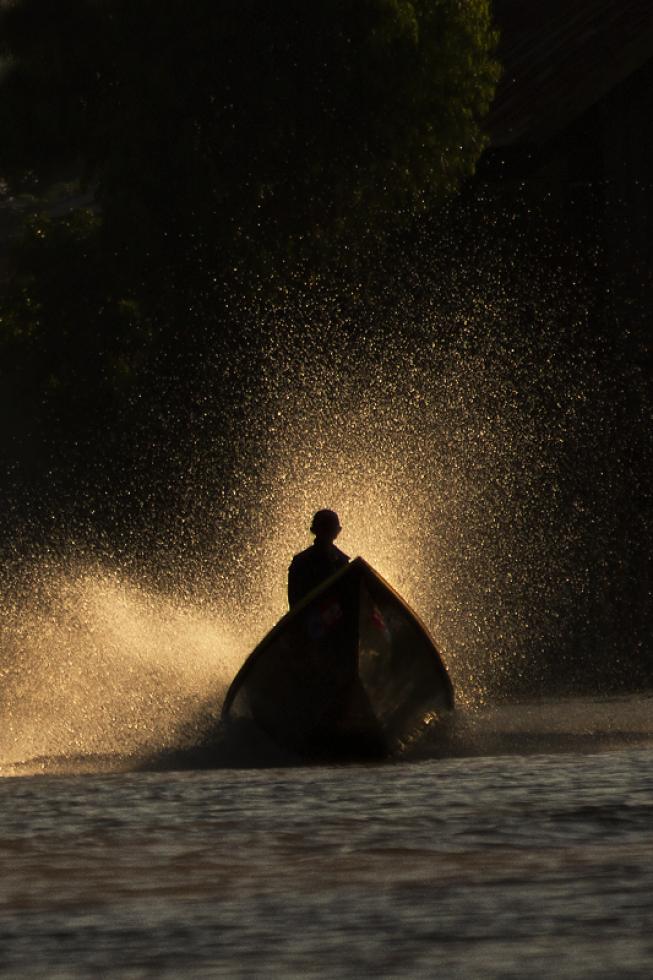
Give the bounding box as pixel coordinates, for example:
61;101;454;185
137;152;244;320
2;697;653;978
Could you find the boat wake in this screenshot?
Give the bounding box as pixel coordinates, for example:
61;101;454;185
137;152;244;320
418;694;653;760
4;694;653;778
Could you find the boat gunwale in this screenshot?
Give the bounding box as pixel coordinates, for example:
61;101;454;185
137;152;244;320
221;556;453;719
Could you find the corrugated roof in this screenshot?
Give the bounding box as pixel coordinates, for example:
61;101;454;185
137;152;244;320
488;0;653;146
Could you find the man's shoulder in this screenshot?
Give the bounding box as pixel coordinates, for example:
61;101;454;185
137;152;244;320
289;544;349;568
289;545;315;567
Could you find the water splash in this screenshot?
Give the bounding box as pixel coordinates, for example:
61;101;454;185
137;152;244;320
202;256;626;709
0;563;245;770
2;192;648;772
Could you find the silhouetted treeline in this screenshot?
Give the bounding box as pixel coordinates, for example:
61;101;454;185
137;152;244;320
0;0;499;525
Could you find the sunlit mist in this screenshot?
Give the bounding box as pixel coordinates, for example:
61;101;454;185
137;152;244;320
206;260;614;712
0;566;244;769
1;194;643;772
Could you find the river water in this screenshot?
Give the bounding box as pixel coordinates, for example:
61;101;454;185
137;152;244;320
1;695;653;978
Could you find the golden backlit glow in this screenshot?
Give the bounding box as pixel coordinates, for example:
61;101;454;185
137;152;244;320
0;567;243;770
0;232;618;772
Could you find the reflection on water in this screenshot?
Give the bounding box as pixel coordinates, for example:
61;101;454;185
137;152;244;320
1;733;653;977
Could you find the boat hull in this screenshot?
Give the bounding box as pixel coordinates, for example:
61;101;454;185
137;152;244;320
221;558;454;759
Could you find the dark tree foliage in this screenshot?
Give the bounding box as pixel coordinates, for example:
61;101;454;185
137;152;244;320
0;0;498;526
0;0;498;273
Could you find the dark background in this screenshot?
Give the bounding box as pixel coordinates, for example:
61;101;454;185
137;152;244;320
0;1;650;697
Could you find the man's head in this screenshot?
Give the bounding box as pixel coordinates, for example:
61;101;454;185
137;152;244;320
310;509;342;542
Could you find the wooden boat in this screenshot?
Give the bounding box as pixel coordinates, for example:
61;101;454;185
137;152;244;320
221;557;454;760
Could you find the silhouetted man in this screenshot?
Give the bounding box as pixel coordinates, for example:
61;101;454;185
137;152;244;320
288;509;349;607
